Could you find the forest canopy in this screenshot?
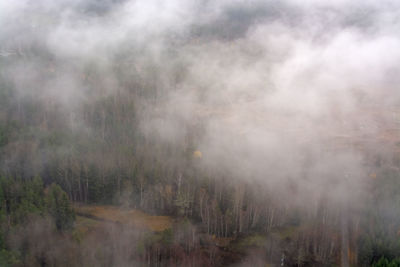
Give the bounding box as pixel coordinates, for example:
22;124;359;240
1;0;400;266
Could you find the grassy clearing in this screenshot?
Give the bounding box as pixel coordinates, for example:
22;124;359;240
75;205;173;232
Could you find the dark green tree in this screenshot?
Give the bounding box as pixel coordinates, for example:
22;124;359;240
45;184;75;231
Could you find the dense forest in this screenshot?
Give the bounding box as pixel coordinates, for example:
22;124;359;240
1;0;400;266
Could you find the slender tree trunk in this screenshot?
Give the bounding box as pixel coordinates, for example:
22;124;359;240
341;210;349;267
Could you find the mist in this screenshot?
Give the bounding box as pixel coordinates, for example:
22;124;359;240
1;0;400;266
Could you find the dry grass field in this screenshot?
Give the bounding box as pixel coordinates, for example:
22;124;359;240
75;205;173;232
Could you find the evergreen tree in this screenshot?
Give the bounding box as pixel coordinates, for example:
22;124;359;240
45;184;75;231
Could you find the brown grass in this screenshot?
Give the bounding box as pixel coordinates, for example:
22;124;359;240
75;205;172;232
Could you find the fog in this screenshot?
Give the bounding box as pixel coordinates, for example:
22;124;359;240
2;0;400;228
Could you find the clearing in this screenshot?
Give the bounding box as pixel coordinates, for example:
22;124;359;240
75;205;173;232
